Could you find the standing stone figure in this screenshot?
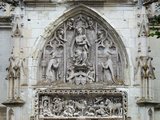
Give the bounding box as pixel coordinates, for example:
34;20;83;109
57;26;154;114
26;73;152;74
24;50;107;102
46;47;60;82
101;40;116;84
135;56;156;99
73;27;91;66
101;56;115;84
6;56;15;100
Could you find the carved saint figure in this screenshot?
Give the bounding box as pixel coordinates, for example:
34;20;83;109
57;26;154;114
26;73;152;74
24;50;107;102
135;56;156;99
102;56;115;84
46;43;60;82
73;27;91;66
43;100;52;116
101;40;117;84
6;56;15;80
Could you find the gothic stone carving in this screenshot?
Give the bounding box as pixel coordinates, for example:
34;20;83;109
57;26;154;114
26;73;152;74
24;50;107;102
135;56;156;99
6;53;25;101
34;89;127;119
40;14;124;86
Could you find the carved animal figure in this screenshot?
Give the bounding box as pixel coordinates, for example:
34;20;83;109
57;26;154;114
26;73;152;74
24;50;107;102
105;99;122;116
74;100;87;115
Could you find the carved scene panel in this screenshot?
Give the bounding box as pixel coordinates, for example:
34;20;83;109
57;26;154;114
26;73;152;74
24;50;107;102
34;89;127;120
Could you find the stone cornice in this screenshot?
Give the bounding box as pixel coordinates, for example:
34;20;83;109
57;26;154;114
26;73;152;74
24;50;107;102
0;16;12;29
24;0;136;6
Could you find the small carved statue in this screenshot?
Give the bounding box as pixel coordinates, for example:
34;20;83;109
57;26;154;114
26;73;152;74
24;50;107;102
6;56;15;80
95;30;106;47
42;100;52;116
86;17;94;29
46;46;60;82
101;56;115;84
87;67;95;83
56;28;66;43
67;18;75;30
73;27;91;66
135;56;156;99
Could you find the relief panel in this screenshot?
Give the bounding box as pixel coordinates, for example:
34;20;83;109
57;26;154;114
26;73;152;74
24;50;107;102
39;14;124;86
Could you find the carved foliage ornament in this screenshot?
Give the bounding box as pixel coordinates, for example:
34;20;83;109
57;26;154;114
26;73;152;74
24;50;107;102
40;14;124;86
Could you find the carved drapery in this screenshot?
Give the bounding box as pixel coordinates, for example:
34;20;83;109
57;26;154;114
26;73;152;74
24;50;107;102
39;13;126;86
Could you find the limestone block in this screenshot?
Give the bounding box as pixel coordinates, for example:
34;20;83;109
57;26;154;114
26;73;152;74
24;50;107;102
38;11;49;20
26;11;39;20
103;10;124;19
124;11;135;19
129;19;137;29
110;19;129;29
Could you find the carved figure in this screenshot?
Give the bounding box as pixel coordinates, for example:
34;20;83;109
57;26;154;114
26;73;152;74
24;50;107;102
63;100;75;117
52;97;64;115
101;56;115;84
135;56;156;99
96;30;106;47
73;27;91;66
101;40;117;83
87;67;95;83
6;56;15;80
74;100;87;115
46;44;60;82
147;57;156;79
56;28;66;43
6;54;25;100
95;101;108;116
67;18;74;30
105;99;122;116
86;17;94;29
43;100;52;116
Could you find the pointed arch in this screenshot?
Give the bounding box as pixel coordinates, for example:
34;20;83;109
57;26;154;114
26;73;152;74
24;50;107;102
32;4;130;86
33;4;128;67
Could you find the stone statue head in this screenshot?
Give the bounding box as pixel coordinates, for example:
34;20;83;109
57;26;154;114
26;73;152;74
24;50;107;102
76;27;84;35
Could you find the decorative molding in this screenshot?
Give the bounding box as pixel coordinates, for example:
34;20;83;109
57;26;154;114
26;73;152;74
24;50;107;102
2;99;25;107
137;99;160;106
23;0;136;6
0;16;12;29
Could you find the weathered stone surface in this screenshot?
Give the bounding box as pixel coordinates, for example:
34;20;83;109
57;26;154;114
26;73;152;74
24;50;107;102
0;1;160;120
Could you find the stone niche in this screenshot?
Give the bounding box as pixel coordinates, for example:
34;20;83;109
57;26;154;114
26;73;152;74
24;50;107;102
34;5;128;120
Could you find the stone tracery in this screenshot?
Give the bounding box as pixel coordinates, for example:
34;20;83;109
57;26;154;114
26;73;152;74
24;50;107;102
40;14;125;86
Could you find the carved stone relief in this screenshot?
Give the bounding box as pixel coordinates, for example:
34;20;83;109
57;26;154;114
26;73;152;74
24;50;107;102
135;55;155;99
34;89;127;119
40;14;124;86
5;53;25;102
